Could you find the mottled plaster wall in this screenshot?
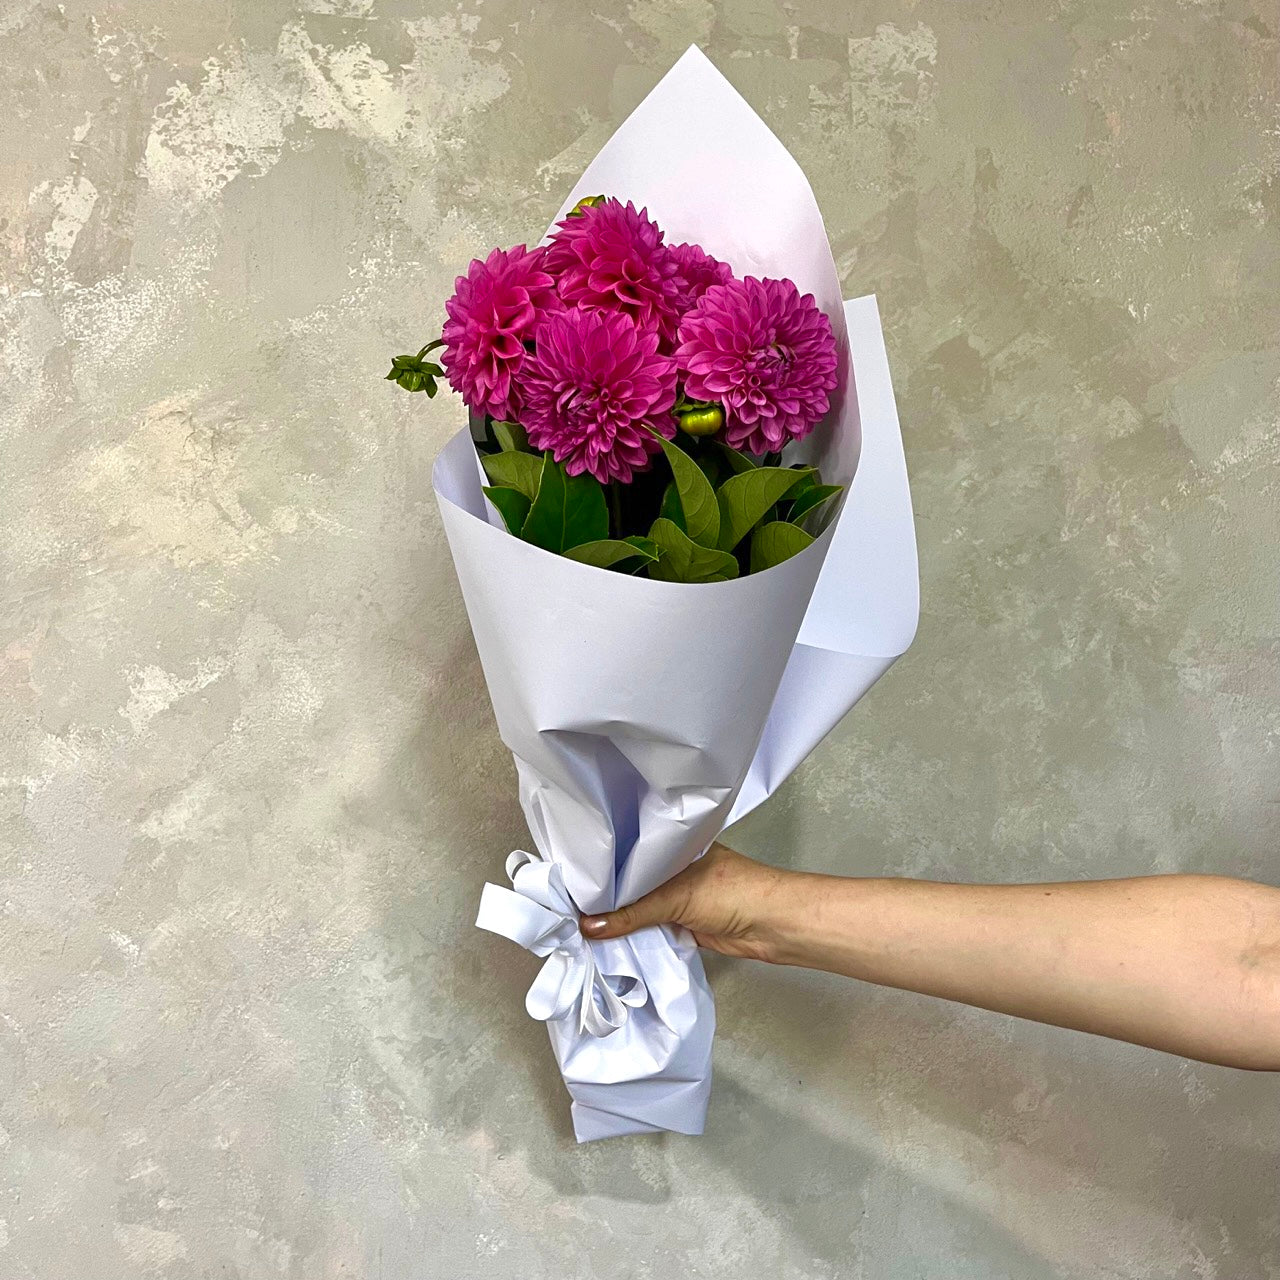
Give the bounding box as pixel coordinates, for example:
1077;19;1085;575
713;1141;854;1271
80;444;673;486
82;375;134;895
1;2;1278;1277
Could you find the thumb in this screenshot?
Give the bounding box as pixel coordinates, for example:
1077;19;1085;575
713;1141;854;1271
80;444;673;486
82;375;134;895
580;883;679;940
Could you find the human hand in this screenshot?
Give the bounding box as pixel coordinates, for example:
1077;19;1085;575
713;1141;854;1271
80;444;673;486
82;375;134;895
579;841;799;962
584;841;1280;1071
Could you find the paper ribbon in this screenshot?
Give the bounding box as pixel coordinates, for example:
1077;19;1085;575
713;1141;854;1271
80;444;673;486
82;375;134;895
475;850;648;1038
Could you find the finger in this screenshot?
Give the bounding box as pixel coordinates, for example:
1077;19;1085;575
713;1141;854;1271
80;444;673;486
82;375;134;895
580;879;685;939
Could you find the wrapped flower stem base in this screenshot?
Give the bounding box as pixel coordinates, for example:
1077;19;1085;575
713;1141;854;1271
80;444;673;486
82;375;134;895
433;48;919;1141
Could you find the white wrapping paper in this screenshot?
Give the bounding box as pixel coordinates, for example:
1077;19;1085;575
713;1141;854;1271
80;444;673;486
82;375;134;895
434;47;919;1141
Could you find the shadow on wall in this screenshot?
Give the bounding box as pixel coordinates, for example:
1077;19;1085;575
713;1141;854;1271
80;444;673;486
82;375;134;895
705;1071;1060;1277
704;954;1280;1275
380;585;581;1151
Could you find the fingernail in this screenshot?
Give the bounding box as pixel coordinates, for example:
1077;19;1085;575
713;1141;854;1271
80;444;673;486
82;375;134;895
581;916;608;936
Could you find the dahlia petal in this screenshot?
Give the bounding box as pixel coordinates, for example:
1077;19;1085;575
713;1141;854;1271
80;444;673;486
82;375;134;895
544;198;681;340
675;274;837;454
441;243;560;419
518;308;678;485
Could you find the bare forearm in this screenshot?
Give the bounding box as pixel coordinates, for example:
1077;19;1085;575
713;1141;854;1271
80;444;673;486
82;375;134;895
584;846;1280;1069
767;873;1280;1069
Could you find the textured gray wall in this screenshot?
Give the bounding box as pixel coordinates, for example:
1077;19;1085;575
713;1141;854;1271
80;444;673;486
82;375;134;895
2;2;1278;1276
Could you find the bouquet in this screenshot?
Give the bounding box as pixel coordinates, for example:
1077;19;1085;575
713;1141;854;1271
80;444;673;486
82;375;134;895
408;48;919;1141
390;194;844;581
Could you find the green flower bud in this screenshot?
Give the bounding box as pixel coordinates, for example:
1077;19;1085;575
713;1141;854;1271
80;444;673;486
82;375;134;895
570;194;606;216
677;404;724;436
385;339;445;394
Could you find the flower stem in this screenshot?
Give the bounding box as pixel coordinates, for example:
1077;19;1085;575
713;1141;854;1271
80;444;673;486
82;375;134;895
608;481;624;538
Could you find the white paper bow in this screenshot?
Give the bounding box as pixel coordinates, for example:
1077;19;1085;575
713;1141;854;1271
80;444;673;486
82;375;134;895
475;850;649;1038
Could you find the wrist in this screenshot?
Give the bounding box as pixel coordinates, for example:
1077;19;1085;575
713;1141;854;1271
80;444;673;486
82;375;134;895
759;871;886;972
752;869;833;967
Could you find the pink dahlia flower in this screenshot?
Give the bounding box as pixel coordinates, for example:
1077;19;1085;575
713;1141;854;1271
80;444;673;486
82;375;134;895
675;276;838;455
543;198;683;341
521;308;677;485
668;242;733;314
441;245;559;420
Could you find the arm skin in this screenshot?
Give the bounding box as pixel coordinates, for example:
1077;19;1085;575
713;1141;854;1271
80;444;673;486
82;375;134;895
581;843;1280;1070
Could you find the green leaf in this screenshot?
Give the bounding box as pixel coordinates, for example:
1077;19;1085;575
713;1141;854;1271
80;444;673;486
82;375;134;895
715;467;811;551
787;464;816;493
750;520;815;572
622;534;662;559
480;450;543;500
563;537;661;571
648;431;720;549
693;448;728;488
647;518;739;583
659;482;686;532
482;485;531;535
492;420;529;453
789;482;842;532
714;441;758;474
521;453;609;553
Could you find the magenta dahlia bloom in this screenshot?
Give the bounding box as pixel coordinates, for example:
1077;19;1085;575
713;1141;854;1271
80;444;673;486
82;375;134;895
668;242;733;313
543;198;683;341
521;308;678;484
441;244;559;420
675;276;838;455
